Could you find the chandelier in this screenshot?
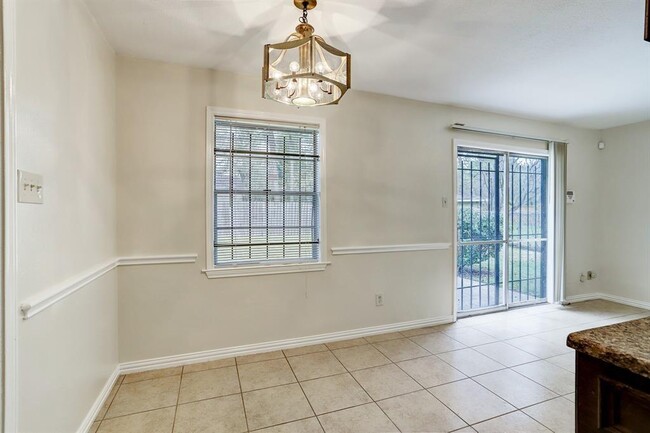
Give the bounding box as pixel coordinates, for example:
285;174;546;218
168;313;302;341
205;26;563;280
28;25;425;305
262;0;351;106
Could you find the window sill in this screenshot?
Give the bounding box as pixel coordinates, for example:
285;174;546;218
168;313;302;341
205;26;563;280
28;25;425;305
202;262;331;279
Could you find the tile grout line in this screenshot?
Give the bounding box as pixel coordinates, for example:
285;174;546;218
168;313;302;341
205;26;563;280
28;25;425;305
169;374;182;433
331;338;406;432
282;349;327;433
97;375;125;424
387;354;473;430
103;301;638;432
233;359;251;433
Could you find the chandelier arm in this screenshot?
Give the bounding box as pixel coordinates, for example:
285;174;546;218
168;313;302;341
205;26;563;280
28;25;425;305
314;43;334;73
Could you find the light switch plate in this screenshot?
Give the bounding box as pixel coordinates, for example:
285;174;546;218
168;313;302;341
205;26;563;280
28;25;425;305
17;170;43;204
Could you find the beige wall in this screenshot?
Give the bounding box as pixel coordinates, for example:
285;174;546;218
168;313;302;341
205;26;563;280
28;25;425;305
15;0;117;431
598;120;650;303
116;56;602;362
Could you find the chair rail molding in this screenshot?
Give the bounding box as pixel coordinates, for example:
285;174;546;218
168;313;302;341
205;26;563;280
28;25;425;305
19;254;198;320
331;243;451;255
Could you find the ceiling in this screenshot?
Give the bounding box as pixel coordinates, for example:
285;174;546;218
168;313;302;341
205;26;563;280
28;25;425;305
85;0;650;129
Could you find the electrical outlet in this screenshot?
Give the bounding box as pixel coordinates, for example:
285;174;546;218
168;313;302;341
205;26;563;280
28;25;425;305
441;197;448;208
375;294;384;306
579;273;587;283
587;271;596;280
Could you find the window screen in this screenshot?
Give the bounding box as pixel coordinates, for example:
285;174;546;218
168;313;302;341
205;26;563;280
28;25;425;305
213;117;320;266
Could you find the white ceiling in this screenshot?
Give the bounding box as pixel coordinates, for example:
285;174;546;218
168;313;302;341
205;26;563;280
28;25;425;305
85;0;650;129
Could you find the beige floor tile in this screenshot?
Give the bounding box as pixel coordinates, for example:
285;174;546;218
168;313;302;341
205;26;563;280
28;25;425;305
535;328;574;345
174;394;246;433
546;352;576;373
237;350;285;365
96;380;122;420
397;355;466;388
534;310;595;327
473;411;551;433
473;342;539;367
331;344;390;371
478;323;533;340
473;369;558;409
409;332;466;354
351;364;422;400
283;344;329;357
429;379;515;425
301;373;372;414
372;338;431;362
97;407;175;433
378;389;466;432
254;417;324;433
182;358;235;374
178;366;241;404
317;403;399;433
238;358;296;392
437;348;505;377
401;325;444;337
287;351;346;381
122;367;182;384
364;331;404;343
243;383;314;430
506;335;573;358
89;421;101;433
513;360;575;395
106;376;180;418
325;337;368;350
523;397;575;433
442;328;499;346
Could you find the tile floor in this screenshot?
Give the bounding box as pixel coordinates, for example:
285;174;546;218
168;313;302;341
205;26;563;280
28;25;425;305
91;300;649;433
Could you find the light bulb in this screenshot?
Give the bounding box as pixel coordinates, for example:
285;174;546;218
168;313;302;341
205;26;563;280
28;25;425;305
272;70;282;80
289;61;300;73
315;62;325;73
308;82;318;93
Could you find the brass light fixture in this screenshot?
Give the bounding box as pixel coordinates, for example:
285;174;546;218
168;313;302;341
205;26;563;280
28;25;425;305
262;0;351;106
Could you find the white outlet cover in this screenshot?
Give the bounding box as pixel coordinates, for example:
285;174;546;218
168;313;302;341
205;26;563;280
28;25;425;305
17;170;44;204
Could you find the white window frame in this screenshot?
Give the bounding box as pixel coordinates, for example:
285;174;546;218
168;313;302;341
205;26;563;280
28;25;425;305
203;107;329;278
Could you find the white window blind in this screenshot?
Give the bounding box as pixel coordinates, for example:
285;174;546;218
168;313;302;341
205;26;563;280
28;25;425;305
213;117;320;266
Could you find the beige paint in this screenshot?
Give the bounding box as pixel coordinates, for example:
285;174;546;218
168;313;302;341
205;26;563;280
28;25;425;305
116;56;602;362
599;120;650;303
15;0;117;431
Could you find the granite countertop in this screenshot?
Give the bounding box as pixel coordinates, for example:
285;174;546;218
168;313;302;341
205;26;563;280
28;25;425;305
567;317;650;379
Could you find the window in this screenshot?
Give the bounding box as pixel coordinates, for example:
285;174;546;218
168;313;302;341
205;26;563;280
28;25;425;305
204;109;328;278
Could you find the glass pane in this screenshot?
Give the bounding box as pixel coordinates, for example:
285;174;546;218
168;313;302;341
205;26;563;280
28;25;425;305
213;119;320;265
457;150;505;242
508;240;547;303
457;243;505;312
509;156;548;240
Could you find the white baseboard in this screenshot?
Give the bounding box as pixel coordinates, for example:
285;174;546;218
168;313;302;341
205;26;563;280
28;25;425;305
77;366;121;433
120;314;455;374
564;292;650;310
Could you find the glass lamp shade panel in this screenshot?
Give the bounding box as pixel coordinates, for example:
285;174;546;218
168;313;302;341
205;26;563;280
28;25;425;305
263;35;350;106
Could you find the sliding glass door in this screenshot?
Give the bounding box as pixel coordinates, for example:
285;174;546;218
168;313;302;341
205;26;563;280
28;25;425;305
508;155;548;305
456;147;549;314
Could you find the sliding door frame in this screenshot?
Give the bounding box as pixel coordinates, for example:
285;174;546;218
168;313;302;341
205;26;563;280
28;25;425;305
452;139;552;319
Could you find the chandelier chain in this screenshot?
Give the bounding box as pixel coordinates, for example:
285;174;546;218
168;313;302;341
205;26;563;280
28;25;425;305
299;1;309;23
